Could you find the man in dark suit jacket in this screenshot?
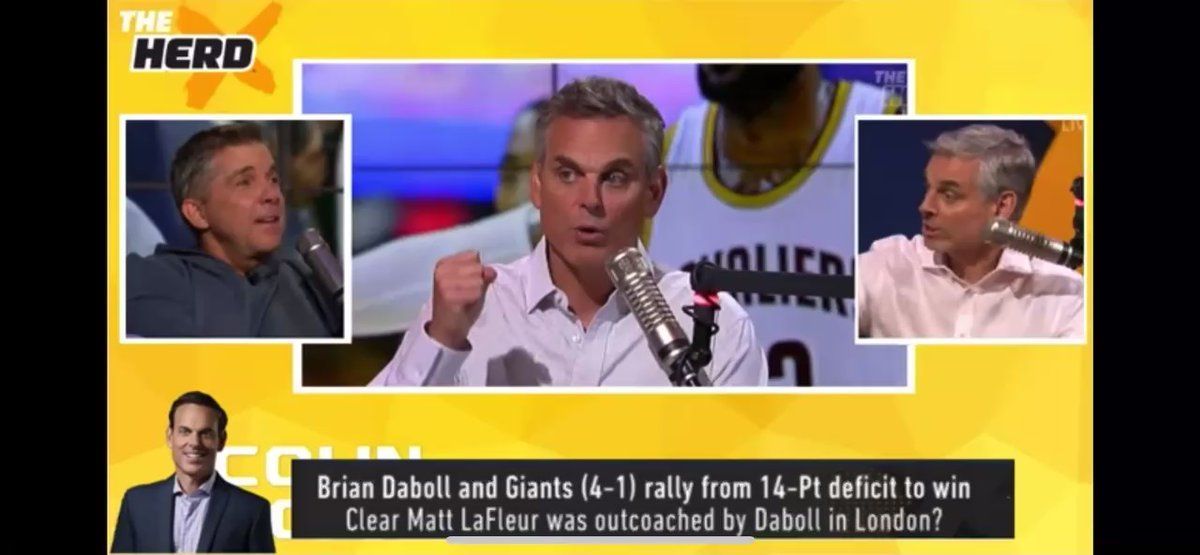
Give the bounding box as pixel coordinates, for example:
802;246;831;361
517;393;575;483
112;391;275;553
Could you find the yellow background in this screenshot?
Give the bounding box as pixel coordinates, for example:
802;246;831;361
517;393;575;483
108;1;1093;553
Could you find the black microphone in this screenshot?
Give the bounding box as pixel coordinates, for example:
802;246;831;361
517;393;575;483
690;262;855;299
605;247;710;386
296;228;344;304
982;218;1082;268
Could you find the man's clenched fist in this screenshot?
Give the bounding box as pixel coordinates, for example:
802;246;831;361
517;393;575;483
426;250;497;350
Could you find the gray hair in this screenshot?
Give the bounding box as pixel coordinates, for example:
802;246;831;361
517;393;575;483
169;123;267;225
536;76;665;178
926;124;1037;220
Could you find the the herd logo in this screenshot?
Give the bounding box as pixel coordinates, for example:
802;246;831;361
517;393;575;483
119;3;281;108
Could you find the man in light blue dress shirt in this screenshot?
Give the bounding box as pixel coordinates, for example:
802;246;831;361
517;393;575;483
112;392;275;553
370;77;768;387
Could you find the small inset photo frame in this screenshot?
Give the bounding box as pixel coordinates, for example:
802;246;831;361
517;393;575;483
120;114;352;343
855;115;1086;345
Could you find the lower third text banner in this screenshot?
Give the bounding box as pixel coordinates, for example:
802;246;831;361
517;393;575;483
291;459;1013;539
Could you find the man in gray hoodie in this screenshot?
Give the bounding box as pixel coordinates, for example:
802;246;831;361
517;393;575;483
126;123;341;338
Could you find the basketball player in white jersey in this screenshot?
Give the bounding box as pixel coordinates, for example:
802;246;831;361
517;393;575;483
647;64;908;386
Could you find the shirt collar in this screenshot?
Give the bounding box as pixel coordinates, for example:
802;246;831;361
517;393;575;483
915;235;943;270
994;246;1035;275
173;471;217;497
915;235;1034;276
523;237;653;315
524;237;557;313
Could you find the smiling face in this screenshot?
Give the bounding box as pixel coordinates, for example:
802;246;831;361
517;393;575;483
167;403;225;484
181;142;285;272
530;115;665;272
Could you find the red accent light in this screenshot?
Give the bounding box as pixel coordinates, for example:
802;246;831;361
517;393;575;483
395;199;470;236
693;292;721;306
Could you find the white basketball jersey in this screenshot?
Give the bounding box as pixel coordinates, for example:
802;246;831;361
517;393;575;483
649;80;907;387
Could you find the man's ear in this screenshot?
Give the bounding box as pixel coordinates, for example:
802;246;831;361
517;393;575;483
994;190;1018;221
529;160;543;210
180;198;210;231
643;166;667;218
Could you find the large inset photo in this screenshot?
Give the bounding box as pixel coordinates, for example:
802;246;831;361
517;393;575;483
296;61;914;389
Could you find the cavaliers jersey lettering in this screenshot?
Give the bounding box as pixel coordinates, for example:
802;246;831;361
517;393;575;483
650;80;907;387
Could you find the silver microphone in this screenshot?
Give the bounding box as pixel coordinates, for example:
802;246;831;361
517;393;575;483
296;228;344;303
983;218;1082;268
605;247;700;382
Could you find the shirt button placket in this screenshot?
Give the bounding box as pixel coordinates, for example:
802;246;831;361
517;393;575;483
566;320;585;383
955;288;975;338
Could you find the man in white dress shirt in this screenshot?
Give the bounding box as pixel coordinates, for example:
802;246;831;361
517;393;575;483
370;77;767;386
857;124;1084;339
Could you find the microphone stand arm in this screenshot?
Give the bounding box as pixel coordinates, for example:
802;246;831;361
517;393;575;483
681;262;857;385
